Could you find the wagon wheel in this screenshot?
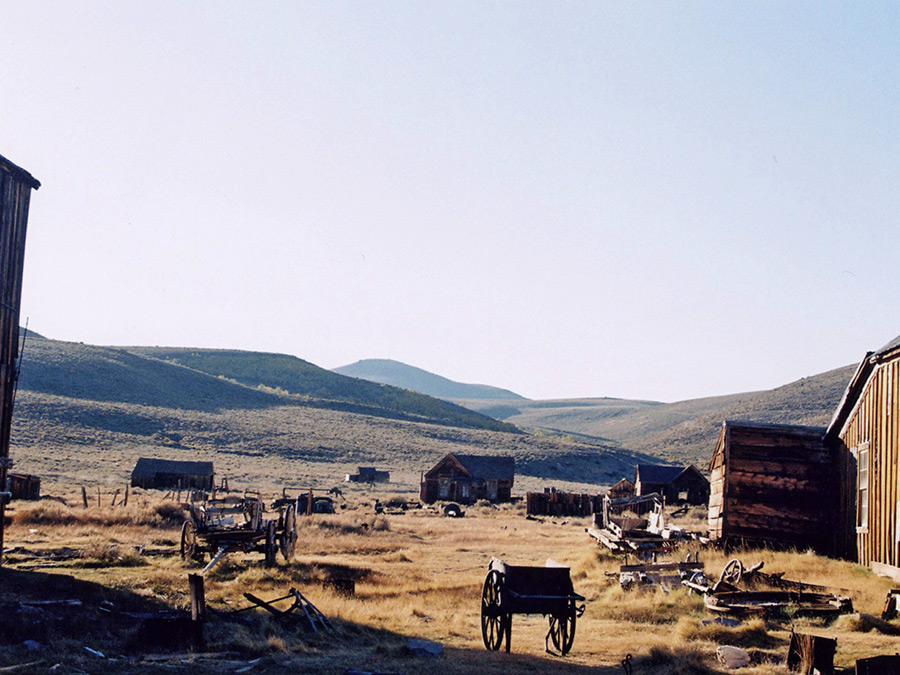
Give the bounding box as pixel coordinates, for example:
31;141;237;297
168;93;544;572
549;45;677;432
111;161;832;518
721;558;744;586
264;520;277;567
547;600;577;655
481;569;510;652
180;520;196;562
280;504;297;561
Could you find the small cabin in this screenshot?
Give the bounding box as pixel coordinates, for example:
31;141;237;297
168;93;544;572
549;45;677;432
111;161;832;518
7;473;40;500
131;458;214;491
827;334;900;578
607;477;635;500
420;453;514;504
345;467;390;483
708;420;835;554
634;464;709;505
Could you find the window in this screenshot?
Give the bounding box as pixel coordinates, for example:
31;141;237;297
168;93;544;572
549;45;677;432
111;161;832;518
857;443;870;529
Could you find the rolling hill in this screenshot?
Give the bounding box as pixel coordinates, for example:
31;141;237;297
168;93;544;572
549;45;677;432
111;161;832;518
332;358;526;401
463;366;856;465
335;355;857;466
10;336;646;492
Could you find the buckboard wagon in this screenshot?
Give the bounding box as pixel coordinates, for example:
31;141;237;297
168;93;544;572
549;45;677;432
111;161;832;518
481;557;585;655
180;492;298;570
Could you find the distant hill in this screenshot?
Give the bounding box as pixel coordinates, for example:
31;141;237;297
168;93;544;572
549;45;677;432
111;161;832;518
464;365;856;466
17;338;518;433
11;337;645;490
123;347;521;433
332;359;526;401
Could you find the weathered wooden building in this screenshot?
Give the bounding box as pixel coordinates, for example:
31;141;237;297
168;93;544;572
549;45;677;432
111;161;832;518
7;472;40;500
607;477;635;500
419;453;514;504
707;420;835;553
826;335;900;577
0;153;39;560
635;464;709;505
345;466;390;483
131;458;214;491
526;489;603;517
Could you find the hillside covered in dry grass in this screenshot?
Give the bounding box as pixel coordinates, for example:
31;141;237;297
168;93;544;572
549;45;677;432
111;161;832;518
461;365;856;465
11;336;648;492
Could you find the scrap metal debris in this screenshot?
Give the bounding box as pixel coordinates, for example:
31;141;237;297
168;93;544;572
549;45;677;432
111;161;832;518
684;559;853;619
613;554;706;592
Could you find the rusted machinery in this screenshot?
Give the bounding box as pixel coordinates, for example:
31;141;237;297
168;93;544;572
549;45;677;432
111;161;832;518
480;557;585;655
684;558;853;619
180;491;297;572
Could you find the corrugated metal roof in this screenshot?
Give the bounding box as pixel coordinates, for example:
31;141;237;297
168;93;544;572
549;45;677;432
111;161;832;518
132;457;214;478
454;454;515;481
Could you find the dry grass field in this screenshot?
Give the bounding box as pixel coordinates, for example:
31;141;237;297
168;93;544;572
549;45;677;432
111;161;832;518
2;485;898;675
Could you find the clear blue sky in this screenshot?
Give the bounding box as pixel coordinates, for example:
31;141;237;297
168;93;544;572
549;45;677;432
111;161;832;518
2;2;898;402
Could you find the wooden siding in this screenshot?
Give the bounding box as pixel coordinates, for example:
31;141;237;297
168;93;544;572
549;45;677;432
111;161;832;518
836;358;900;567
0;156;39;561
708;422;835;553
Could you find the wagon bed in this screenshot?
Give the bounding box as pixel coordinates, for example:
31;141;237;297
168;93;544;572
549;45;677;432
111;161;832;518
481;557;585;655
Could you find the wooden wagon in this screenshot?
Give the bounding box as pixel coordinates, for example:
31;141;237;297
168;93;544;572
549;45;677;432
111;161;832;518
180;491;298;570
481;557;585;655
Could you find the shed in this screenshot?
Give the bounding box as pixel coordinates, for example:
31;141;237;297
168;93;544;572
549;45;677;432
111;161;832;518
7;473;40;500
345;467;390;483
634;464;709;505
826;334;900;577
131;458;214;491
0;153;39;559
419;453;514;504
607;477;635;500
708;420;835;554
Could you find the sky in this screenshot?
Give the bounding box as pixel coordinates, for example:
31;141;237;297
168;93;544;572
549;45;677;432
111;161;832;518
2;2;899;402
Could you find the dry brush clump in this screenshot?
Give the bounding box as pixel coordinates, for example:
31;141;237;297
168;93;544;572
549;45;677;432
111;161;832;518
11;499;185;529
675;616;775;648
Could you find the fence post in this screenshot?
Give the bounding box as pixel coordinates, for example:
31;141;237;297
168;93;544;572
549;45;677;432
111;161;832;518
189;574;206;622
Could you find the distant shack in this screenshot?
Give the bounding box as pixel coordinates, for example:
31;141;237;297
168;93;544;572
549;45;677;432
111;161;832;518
420;453;514;504
607;477;635;500
345;467;390;483
635;464;709;505
7;473;39;501
131;458;214;491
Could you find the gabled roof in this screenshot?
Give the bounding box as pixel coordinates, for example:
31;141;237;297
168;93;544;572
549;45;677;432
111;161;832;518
826;333;900;442
875;334;900;359
453;454;515;481
635;464;684;484
0;153;40;190
132;458;214;478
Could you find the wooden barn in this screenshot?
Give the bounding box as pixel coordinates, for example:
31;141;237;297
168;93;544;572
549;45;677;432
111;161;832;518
634;464;709;505
131;458;214;491
607;477;635;500
707;420;836;554
419;453;514;504
0;153;39;559
826;335;900;578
